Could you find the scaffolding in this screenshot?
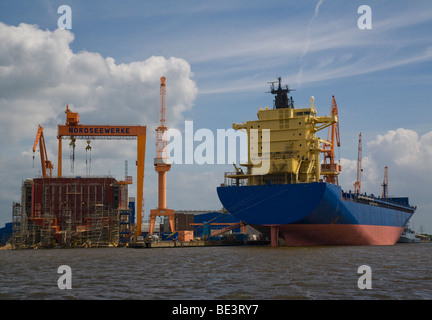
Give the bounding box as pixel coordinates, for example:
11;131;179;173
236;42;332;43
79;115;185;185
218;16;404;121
61;209;72;247
39;211;55;248
118;208;132;246
11;202;24;249
12;177;122;249
84;204;118;247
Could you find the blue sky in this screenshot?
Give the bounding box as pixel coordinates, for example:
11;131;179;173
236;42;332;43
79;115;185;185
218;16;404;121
0;0;431;233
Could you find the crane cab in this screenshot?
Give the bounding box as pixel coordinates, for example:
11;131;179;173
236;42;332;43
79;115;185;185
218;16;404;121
65;105;79;126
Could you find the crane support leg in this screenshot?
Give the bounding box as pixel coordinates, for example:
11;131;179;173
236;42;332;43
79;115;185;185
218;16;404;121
149;209;175;234
136;134;146;237
58;137;62;177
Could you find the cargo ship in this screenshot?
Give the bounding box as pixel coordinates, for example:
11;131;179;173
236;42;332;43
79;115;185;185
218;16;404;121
217;78;416;246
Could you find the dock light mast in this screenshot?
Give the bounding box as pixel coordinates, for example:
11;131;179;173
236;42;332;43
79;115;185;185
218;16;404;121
149;77;175;235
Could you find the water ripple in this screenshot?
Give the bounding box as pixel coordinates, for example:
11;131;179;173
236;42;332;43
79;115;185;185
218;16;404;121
1;244;432;299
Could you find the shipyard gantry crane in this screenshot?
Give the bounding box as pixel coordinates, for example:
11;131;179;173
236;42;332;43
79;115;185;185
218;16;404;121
321;95;341;184
33;125;54;178
382;166;388;199
57;105;147;237
354;132;362;194
149;77;175;235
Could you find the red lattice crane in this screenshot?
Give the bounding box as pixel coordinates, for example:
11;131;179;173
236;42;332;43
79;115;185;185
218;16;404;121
149;77;175;234
382;166;388;199
33;125;54;178
354;132;362;194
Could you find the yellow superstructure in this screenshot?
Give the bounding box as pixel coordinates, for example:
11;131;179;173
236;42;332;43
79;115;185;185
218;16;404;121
226;78;339;186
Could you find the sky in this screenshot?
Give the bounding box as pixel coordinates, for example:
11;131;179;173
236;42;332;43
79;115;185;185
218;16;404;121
0;0;431;233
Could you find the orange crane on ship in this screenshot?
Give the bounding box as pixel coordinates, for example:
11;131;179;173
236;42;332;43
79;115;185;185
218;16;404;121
354;132;362;194
321;95;341;184
57;105;147;237
382;166;388;199
33;125;54;178
149;77;175;235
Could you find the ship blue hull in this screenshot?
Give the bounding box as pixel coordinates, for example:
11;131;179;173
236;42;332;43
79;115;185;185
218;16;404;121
216;182;415;246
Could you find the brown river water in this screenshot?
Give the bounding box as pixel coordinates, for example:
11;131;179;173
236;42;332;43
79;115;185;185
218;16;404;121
1;243;431;300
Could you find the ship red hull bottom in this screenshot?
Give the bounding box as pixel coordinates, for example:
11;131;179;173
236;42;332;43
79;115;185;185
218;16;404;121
267;224;405;247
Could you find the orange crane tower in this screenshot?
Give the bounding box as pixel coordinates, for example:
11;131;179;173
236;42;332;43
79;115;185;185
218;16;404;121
382;166;388;199
33;125;54;178
149;77;175;234
321;95;341;184
354;132;362;194
57;105;147;237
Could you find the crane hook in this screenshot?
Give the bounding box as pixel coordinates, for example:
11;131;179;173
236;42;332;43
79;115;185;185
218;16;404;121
69;136;76;173
85;140;92;176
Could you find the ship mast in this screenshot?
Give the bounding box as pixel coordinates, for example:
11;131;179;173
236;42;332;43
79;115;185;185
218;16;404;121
268;77;294;109
382;166;388;199
354;132;362;194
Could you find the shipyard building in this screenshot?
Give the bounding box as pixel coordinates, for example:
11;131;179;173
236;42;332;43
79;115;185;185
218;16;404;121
11;177;134;248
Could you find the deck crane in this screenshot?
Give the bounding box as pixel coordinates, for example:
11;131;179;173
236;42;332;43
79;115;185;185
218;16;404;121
321;95;341;184
33;125;54;178
149;77;175;235
354;132;362;194
382;166;388;199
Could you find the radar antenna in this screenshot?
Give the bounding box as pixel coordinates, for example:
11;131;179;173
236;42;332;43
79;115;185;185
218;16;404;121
267;77;295;109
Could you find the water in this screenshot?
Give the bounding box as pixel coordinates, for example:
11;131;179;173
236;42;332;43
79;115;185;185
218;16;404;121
1;243;432;300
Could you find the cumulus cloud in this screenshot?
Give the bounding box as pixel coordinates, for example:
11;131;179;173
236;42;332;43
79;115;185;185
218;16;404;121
368;129;432;169
0;22;197;225
0;22;197;144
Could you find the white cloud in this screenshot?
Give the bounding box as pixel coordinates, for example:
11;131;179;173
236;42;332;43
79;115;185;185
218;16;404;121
0;22;197;225
338;156;379;195
368;129;431;168
0;22;197;144
191;3;432;94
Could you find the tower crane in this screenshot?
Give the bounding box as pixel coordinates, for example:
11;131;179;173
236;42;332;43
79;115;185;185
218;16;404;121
149;76;175;235
354;132;362;194
382;166;388;199
33;125;54;178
